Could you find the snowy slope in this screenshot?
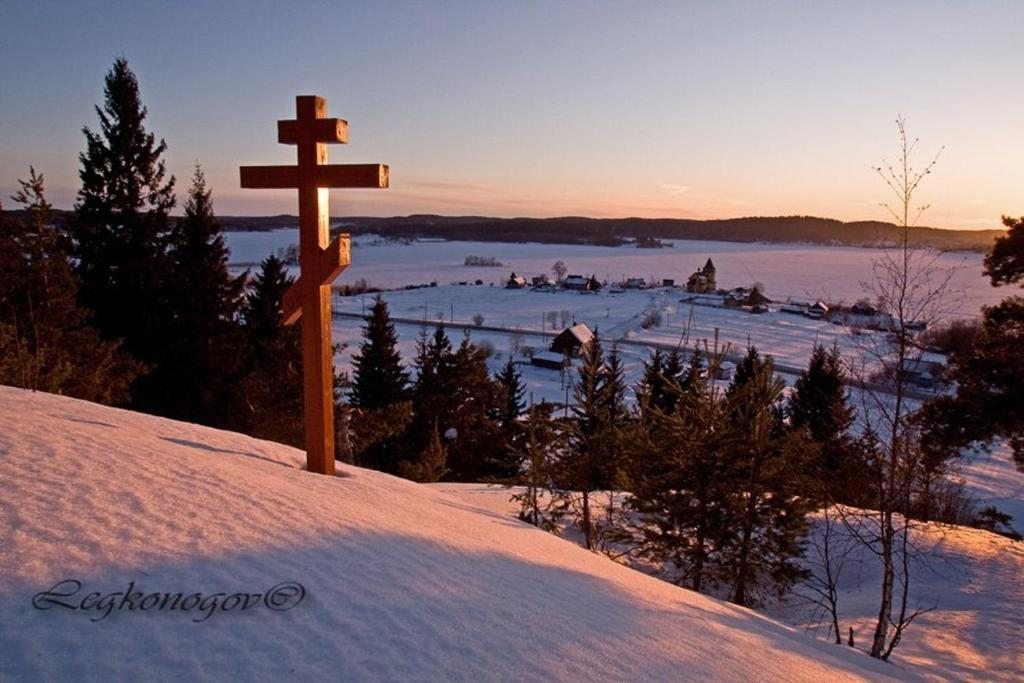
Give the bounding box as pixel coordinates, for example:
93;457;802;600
433;484;1024;682
0;387;904;682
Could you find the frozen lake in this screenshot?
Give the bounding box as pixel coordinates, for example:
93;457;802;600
225;230;1002;318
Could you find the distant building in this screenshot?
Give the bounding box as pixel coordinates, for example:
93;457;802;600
531;274;550;287
662;278;675;288
550;323;594;357
624;277;646;290
531;350;566;370
680;293;726;308
562;274;590;291
746;288;772;307
506;272;527;289
686;258;717;293
807;301;829;319
851;301;878;316
715;360;736;380
905;351;946;388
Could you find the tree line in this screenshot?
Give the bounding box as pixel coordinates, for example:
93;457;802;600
0;58;306;445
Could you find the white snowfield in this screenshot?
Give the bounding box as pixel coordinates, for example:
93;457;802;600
436;483;1024;683
0;387;905;682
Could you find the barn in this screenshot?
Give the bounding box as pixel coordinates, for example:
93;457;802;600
550;323;594;357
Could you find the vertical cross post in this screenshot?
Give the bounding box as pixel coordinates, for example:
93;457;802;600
240;95;389;475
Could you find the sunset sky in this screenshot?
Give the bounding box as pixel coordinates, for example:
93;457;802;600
2;1;1020;229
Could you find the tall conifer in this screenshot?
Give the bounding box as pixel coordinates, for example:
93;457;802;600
71;58;176;389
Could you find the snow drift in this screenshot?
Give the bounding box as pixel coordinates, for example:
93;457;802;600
0;386;903;681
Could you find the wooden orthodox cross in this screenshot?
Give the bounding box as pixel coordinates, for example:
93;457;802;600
240;95;388;475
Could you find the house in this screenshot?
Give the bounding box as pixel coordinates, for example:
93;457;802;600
624;277;646;290
746;288;771;307
562;274;590;291
780;303;807;316
851;301;878;316
506;272;527;289
531;274;550;287
550;323;594;357
807;301;829;319
905;351;946;388
531;350;566;370
680;293;726;308
662;278;676;288
714;360;736;380
686;258;717;293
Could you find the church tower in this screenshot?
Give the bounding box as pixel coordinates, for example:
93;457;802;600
704;258;716;290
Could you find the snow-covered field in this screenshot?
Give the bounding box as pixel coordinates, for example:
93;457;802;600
226;231;1003;405
1;387;907;682
433;442;1024;682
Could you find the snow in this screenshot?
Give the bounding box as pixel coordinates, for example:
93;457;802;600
0;386;906;682
433;483;1024;682
224;233;1004;319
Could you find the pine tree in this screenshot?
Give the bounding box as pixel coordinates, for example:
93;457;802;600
678;348;705;399
0;169;139;403
396;325;456;477
637;349;665;408
564;333;607;549
146;165;245;423
491;357;527;478
924;215;1024;466
71;58;176;395
789;344;855;487
659;347;688;413
351;296;409;410
599;344;629;495
444;333;504;481
625;358;732;592
722;353;813;607
399;421;447;483
512;403;568;530
236;255;304;447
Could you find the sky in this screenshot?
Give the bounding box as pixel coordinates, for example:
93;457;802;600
1;0;1020;229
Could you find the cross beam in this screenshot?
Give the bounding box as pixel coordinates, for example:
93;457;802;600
240;95;388;475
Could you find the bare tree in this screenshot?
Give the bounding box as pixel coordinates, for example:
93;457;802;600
848;117;952;660
546;310;559;330
552;260;567;283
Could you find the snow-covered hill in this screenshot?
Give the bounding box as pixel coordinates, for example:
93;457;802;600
432;482;1024;682
0;387;905;682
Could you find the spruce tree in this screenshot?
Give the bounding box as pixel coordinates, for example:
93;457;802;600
148;165;245;423
71;58;176;392
659;348;687;413
923;216;1024;466
599;344;629;495
398;421;447;483
236;255;304;447
512;403;567;530
564;333;606;549
444;333;504;481
625;358;732;592
351;296;409;410
789;344;854;485
0;169;138;403
492;357;527;478
722;353;813;607
397;325;457;477
637;348;665;410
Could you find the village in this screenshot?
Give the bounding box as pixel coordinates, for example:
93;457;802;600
328;252;948;409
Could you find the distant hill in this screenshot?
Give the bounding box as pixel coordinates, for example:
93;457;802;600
220;214;1002;252
28;209;1002;251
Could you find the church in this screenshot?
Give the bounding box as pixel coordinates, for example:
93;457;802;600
686;258;717;293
